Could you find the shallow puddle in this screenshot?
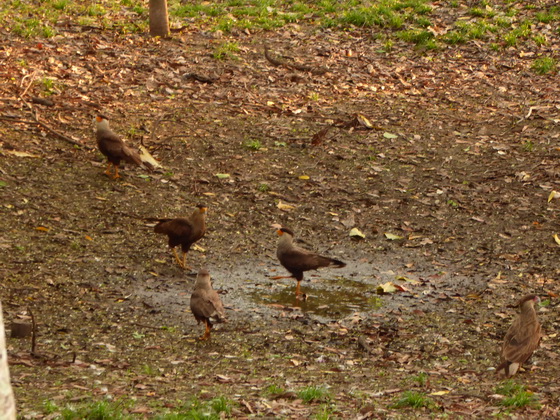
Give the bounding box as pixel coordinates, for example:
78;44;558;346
132;256;484;325
250;277;380;318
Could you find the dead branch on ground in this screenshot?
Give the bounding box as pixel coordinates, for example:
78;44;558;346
264;44;328;75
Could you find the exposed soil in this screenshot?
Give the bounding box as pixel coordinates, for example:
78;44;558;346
1;19;560;419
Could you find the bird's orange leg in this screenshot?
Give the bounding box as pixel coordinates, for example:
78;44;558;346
113;164;121;179
183;252;191;269
104;162;113;176
172;248;185;269
200;321;212;340
271;275;293;280
181;251;190;270
295;280;302;296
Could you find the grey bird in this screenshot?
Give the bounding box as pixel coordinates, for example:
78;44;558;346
497;294;542;377
190;269;226;340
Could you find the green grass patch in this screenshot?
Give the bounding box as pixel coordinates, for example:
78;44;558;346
503;20;531;46
210;396;232;416
3;0;150;38
263;383;285;395
532;56;557;74
297;386;330;403
11;17;56;38
533;34;547;46
87;4;107;16
41;77;56;95
392;390;435;409
52;0;68;11
243;139;263;150
258;183;271;192
443;31;466;45
535;11;559;24
213;41;240;60
494;15;513;28
469;7;486;18
411;372;428;387
43;399;135;419
396;29;435;47
496;380;541;409
143;396;235;419
0;0;556;55
522;140;534;153
313;404;336;420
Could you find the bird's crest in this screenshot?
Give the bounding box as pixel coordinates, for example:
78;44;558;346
278;227;294;236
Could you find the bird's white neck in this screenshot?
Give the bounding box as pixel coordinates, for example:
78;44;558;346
278;233;294;249
97;118;110;131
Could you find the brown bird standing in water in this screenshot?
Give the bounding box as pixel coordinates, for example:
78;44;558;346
274;227;346;296
151;205;207;269
190;269;226;340
497;294;542;377
95;114;145;179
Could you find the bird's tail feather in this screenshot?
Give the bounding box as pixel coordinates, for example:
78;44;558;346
145;218;172;232
496;361;519;377
329;258;346;268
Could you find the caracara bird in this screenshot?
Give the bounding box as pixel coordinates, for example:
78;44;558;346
497;294;542;377
151;205;207;269
274;227;346;296
95;114;145;179
190;269;226;340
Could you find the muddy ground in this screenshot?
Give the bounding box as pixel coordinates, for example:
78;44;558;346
1;19;560;419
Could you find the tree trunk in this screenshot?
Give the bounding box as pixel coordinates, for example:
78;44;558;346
149;0;170;38
0;302;16;420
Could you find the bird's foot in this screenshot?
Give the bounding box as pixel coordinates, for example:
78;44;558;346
176;262;192;270
104;162;113;177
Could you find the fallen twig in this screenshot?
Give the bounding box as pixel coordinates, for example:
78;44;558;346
31;96;55;107
19;71;38;98
264;44;285;67
132;322;163;331
28;306;37;356
264;44;328;75
149;111;174;144
3;113;91;149
0;112;89;150
15;74;92;149
36;115;91;149
183;73;217;84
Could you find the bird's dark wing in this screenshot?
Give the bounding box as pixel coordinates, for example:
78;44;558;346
191;290;225;321
97;131;125;158
154;218;194;238
97;130;142;166
279;247;323;272
120;143;143;166
502;318;541;363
